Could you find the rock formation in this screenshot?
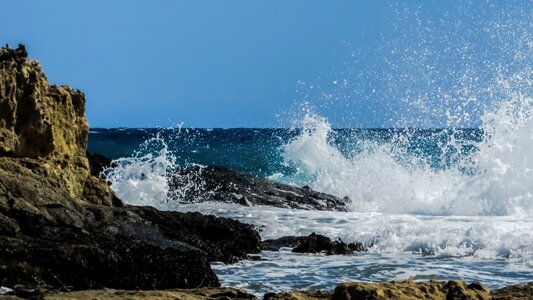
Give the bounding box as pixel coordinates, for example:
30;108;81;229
0;45;260;293
0;44;98;201
36;280;533;300
42;287;257;300
262;232;365;255
169;166;349;211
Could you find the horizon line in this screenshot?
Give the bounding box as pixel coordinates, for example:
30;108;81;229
89;126;483;130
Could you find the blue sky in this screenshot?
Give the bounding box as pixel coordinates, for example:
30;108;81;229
1;1;530;128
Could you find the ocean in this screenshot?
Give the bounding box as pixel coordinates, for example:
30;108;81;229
87;97;533;294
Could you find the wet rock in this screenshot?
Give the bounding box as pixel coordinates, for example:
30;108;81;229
262;233;365;255
0;45;260;292
169;166;349;211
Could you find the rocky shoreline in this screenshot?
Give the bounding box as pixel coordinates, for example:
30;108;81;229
5;280;533;299
1;45;531;299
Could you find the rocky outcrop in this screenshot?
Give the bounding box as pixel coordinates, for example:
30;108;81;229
331;280;491;299
264;290;331;300
87;153;349;211
0;45;260;292
262;233;365;255
265;280;512;300
42;287;257;300
169;166;349;211
18;280;529;299
0;45;95;200
492;282;533;299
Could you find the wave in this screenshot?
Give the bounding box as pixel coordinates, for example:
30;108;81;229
282;94;532;216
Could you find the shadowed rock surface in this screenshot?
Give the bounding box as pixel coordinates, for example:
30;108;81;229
86;151;112;178
0;45;260;292
42;287;257;300
169;166;349;211
262;233;365;255
29;280;533;299
492;282;533;299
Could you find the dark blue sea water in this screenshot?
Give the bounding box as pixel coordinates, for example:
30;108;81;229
88;127;482;180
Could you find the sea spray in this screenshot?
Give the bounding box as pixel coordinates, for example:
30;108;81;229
102;132;180;210
282;114;469;215
282;93;533;216
102;130;212;208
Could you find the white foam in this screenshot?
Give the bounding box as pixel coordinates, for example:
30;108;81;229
178;202;533;291
103;134;178;210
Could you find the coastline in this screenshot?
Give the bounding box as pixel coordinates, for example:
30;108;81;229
1;45;532;300
8;280;531;299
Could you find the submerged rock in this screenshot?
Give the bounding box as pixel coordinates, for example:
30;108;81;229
169;166;349;211
0;45;260;292
262;233;365;255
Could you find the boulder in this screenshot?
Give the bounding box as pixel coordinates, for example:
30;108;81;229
262;233;365;255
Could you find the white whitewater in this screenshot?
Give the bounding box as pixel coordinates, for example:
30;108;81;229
282;95;533;216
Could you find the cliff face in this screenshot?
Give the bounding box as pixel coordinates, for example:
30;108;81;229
0;45;260;293
0;45;93;200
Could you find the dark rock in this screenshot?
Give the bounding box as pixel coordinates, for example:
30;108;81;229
0;44;27;63
492;282;533;299
262;233;365;255
86;152;112;178
262;236;309;251
0;157;260;290
264;290;331;300
122;206;261;263
40;287;258;299
169;166;349;211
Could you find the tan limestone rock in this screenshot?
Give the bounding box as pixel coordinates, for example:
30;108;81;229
0;44;111;203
